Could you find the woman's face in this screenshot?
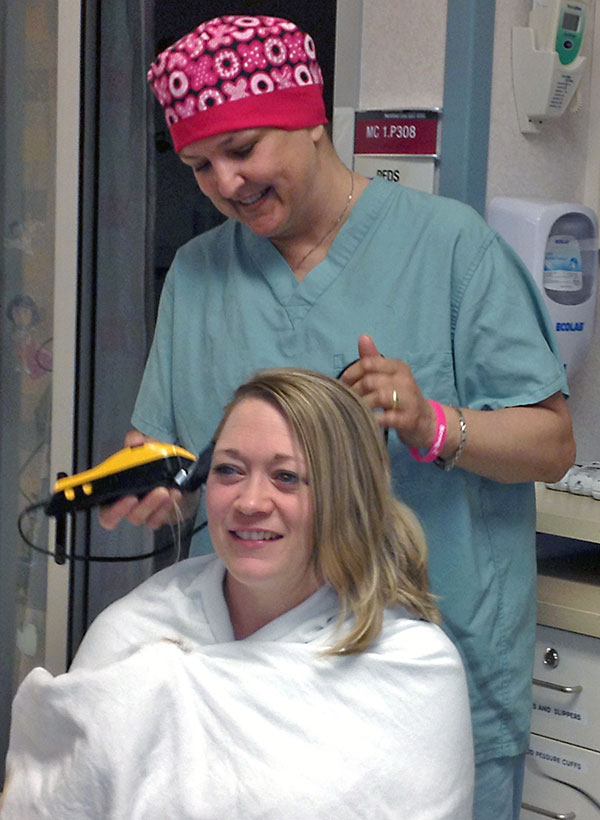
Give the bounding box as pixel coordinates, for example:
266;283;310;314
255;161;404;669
206;397;319;607
178;126;323;241
11;305;33;328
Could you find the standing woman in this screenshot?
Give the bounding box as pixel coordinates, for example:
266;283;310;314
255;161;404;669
100;15;575;820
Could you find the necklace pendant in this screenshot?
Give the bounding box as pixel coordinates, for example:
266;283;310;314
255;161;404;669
294;169;355;272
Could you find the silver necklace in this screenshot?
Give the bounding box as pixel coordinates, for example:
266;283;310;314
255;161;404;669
294;169;355;271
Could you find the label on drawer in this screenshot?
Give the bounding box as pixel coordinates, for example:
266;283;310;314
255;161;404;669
528;743;589;774
532;700;588;726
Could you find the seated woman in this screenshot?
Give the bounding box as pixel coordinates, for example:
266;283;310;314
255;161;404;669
1;368;474;819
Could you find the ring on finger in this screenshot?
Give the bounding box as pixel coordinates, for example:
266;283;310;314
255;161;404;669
391;389;399;410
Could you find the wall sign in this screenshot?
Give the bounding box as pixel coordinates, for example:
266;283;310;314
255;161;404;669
353;109;441;194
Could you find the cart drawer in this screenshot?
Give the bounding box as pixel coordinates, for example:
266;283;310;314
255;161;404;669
521;734;600;820
531;626;600;752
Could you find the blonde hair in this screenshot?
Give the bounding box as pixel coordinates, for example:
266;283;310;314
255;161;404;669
214;368;439;655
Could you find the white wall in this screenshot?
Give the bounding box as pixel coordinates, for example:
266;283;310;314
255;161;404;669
487;1;600;461
486;1;594;206
358;0;447;109
342;0;600;462
333;0;447;166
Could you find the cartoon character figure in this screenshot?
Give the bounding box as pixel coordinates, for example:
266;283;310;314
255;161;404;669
6;295;53;378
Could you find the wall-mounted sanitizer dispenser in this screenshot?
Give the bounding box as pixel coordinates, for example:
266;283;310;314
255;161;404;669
488;197;598;377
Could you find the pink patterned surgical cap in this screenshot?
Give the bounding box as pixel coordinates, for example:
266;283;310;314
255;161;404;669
147;14;328;152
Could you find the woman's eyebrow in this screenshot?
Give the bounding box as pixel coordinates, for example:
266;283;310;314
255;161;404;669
180;132;256;162
213;447;299;465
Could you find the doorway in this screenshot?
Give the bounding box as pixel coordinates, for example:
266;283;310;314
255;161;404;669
68;2;338;651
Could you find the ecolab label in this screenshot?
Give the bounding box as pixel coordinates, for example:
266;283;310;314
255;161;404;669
556;322;585;331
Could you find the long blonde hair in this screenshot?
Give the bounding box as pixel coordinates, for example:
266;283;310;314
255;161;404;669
214;368;439;654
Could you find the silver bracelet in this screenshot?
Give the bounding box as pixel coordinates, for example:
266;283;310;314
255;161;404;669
434;406;467;472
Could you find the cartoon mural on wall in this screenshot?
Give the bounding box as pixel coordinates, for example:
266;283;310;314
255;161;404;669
6;294;53;379
1;2;58;687
6;291;54;682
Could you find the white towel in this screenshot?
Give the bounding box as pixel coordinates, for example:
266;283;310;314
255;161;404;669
1;557;474;819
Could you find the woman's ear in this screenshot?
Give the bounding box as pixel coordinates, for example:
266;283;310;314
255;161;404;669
309;124;326;144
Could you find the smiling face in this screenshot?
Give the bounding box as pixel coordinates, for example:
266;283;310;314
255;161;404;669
178;126;324;242
206;397;319;610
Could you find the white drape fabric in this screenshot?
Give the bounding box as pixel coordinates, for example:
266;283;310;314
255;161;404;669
2;556;474;819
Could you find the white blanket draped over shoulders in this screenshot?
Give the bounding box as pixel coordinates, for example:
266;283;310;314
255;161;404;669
1;556;474;819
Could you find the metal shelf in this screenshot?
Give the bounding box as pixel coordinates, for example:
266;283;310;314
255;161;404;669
535;484;600;636
535;483;600;544
537;573;600;638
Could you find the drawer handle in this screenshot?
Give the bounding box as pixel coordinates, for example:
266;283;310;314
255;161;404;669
521;802;576;819
533;678;583;694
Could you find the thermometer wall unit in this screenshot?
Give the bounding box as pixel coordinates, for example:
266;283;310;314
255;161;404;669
512;0;589;133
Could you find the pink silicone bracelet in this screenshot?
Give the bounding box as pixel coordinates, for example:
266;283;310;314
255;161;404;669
409;400;447;463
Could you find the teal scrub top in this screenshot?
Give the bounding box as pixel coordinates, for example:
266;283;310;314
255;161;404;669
132;178;567;764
